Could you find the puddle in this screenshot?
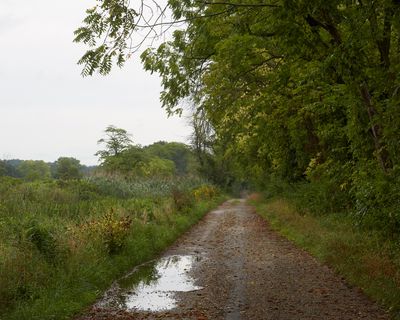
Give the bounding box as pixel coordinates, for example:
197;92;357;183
99;255;203;312
212;209;226;214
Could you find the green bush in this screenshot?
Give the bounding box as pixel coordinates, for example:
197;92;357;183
122;198;156;220
351;167;400;236
25;220;59;263
82;208;133;255
172;189;194;212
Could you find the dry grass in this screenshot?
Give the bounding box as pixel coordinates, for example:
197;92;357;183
247;192;263;202
363;254;398;281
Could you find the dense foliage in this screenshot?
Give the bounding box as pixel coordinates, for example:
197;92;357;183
94;126;199;177
77;0;400;233
1;128;199;181
0;159;94;180
53;157;83;180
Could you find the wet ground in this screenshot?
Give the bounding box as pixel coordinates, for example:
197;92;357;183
77;199;390;319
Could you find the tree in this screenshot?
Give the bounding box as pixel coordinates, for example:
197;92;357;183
0;161;7;177
95;126;158;176
76;1;400;228
76;1;400;173
101;145;149;175
142;157;176;177
54;157;82;180
18;160;51;181
95;125;133;164
144;141;197;175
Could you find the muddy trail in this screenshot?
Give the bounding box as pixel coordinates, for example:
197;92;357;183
77;200;389;320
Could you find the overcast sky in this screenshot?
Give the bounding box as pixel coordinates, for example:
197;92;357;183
0;1;190;165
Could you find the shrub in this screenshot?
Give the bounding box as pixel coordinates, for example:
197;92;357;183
0;176;22;194
122;198;155;220
82;208;132;254
172;189;194;212
57;179;100;201
24;220;60;264
351;167;400;236
192;185;218;201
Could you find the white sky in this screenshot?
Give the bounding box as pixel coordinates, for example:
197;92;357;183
0;1;190;165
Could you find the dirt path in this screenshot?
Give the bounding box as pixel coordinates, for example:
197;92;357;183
78;200;389;320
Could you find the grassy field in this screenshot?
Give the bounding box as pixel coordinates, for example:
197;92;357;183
250;194;400;319
0;176;224;320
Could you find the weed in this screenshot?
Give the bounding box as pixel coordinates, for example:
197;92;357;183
172;189;194;212
83;208;132;254
193;185;218;201
25;220;59;263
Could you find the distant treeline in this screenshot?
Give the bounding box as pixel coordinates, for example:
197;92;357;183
0;158;95;181
0;138;199;181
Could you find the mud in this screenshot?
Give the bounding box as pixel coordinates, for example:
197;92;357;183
77;199;389;320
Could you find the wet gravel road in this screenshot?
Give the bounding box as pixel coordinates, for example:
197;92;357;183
78;199;389;320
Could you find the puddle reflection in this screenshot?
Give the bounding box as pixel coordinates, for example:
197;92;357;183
99;255;203;312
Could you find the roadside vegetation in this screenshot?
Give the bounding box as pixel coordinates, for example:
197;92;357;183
249;189;400;318
0;126;223;320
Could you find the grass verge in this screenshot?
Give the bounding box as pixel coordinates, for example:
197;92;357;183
250;195;400;320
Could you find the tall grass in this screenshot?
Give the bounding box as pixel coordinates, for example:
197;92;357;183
0;176;222;319
88;175;208;199
260;175;400;238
